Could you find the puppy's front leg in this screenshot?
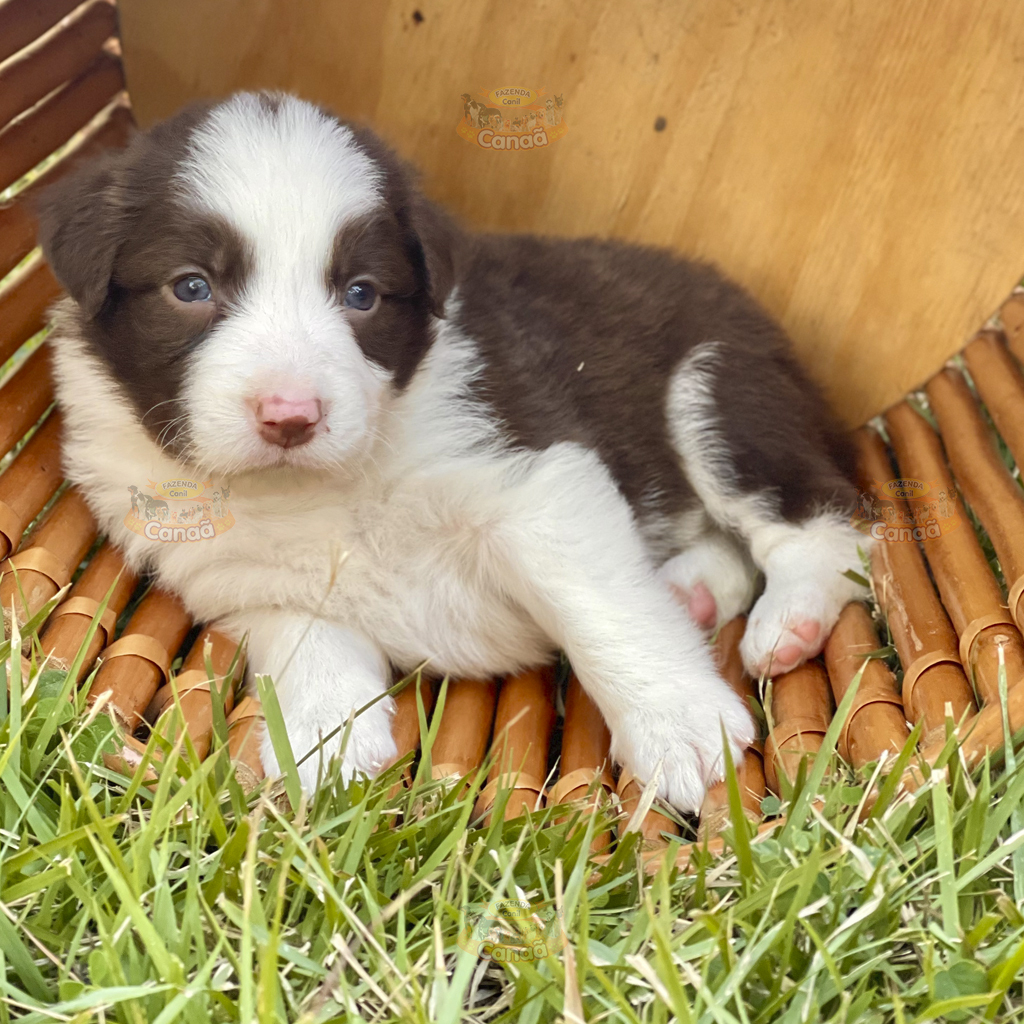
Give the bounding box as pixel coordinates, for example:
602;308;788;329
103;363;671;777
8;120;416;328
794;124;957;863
498;446;755;812
220;610;397;793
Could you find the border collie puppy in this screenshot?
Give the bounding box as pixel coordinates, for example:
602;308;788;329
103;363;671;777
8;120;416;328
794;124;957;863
37;92;866;811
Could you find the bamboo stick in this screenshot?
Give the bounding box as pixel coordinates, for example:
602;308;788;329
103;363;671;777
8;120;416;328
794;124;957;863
227;696;264;791
550;674;615;851
388;675;436;789
0;486;96;630
429;677;499;783
885;401;1024;706
0;257;63;367
0;0;118;132
88;587;192;730
0;411;63;561
1000;294;1024;364
476;667;557;822
0;103;132;280
962;332;1024;469
0;0;84;65
0;346;55;460
763;661;833;793
0;51;124;194
39;541;137;678
147;628;244;761
853;427;975;741
926;367;1024;634
822;602;910;767
698;617;766;840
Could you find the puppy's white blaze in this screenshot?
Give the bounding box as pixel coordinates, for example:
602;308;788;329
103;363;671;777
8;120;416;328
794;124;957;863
176;92;383;265
174;93;391;473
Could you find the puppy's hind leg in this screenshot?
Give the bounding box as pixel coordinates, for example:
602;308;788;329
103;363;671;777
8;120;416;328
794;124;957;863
667;340;869;678
658;523;758;630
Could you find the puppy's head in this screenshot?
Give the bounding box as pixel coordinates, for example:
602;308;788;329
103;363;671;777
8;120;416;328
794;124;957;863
38;92;459;475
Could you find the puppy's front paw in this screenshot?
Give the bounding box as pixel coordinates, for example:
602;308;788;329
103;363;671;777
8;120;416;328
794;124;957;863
260;696;397;794
611;679;755;813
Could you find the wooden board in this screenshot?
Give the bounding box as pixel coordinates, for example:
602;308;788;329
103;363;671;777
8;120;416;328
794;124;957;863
116;0;1024;426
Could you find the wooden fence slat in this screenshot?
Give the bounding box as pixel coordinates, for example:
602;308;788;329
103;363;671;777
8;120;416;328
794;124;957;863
854;427;975;740
0;0;85;65
0;50;124;194
0;103;133;280
0;0;117;131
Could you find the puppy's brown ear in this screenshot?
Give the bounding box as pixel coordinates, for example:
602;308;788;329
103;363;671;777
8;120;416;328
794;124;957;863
407;193;461;318
35;151;130;318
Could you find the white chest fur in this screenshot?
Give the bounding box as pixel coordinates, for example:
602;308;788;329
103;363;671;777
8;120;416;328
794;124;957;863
48;310;554;678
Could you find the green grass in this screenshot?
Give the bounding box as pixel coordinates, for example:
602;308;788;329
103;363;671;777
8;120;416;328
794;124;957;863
3;609;1024;1022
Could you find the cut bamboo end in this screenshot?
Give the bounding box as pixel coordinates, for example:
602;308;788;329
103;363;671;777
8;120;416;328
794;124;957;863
822;602;909;767
853;427;976;734
430;677;499;784
148;628;245;761
476;667;556;822
698;748;767;841
553;674;615;851
0;411;63;562
40;542;137;679
616;772;680;849
885;400;1024;706
89;587;192;731
227;696;264;791
763;661;833;793
1;485;97;631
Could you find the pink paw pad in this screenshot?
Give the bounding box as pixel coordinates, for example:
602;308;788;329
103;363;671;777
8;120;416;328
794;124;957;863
762;620;824;676
669;581;718;630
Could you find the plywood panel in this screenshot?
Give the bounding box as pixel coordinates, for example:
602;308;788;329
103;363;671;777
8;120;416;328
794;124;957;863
116;0;1024;425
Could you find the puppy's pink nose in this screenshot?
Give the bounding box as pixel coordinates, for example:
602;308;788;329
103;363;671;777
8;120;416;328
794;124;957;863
254;396;322;449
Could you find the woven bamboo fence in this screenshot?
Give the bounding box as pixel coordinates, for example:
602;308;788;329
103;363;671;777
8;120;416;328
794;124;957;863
5;0;1024;872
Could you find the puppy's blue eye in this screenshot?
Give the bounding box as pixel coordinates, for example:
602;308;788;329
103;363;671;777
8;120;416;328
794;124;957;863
173;275;212;302
344;282;377;311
